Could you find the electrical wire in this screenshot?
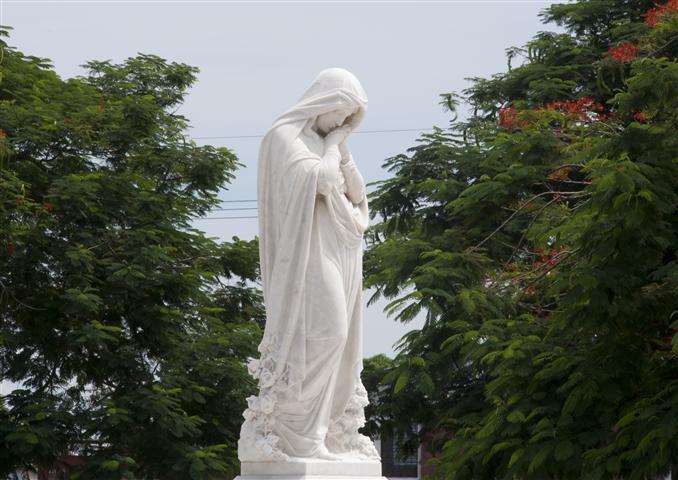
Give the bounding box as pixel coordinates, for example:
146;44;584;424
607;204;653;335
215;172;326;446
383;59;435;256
194;215;258;220
211;207;258;211
196;127;434;219
193;127;434;140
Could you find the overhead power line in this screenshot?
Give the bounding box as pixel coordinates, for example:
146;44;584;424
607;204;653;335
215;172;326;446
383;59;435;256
200;127;433;218
194;215;258;220
211;207;258;211
194;128;434;140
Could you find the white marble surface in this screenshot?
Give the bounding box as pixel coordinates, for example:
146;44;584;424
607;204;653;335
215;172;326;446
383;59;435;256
240;459;382;476
238;68;379;464
235;477;387;480
236;477;387;480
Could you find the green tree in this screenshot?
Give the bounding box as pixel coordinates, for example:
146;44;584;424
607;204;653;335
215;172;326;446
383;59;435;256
365;1;678;478
0;27;262;480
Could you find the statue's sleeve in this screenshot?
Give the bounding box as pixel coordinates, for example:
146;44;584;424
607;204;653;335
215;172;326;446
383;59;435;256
284;137;350;200
340;154;365;204
317;144;342;197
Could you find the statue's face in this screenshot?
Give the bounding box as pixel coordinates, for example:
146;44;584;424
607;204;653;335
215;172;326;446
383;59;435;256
315;106;357;135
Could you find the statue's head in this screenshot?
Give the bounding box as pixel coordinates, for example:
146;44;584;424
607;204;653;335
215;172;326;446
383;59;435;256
269;67;368;137
314;105;360;135
297;68;368;134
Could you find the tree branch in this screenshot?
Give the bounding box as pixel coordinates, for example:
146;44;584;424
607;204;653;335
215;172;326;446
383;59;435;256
469;191;589;251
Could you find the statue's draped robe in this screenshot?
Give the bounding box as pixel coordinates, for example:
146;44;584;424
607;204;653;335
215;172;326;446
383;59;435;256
238;69;378;462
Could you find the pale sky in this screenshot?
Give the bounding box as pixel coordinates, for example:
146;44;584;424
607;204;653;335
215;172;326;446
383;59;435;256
1;0;559;358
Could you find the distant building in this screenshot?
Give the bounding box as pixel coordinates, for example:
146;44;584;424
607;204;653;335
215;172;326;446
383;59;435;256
376;434;436;480
8;455;84;480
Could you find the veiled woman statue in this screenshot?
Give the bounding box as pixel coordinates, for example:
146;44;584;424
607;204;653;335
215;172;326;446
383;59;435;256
237;68;380;463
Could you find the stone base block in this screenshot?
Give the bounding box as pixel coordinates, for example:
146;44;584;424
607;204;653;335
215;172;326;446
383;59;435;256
235;459;385;479
235;477;387;480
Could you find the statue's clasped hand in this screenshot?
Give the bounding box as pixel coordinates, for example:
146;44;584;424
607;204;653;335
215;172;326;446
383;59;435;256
325;125;352;166
325;124;352;147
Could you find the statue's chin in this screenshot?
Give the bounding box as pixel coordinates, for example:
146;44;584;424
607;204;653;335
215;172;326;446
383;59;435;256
311;124;328;137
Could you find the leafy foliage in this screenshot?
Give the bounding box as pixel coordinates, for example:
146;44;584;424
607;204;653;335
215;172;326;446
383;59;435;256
0;27;262;480
364;1;678;479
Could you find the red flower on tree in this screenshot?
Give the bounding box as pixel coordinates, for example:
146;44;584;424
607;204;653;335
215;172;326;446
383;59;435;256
633;112;649;123
0;130;6;138
499;104;518;129
533;245;566;270
498;98;606;131
498;104;532;130
545;97;604;121
644;0;678;26
608;42;640;63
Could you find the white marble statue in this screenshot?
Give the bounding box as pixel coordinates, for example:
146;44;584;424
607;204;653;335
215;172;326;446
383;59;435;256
237;68;380;465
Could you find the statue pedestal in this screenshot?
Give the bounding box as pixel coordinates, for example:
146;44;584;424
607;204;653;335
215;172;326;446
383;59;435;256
235;459;386;479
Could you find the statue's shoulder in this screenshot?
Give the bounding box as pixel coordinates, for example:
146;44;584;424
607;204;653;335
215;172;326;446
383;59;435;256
265;124;321;164
267;123;296;144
